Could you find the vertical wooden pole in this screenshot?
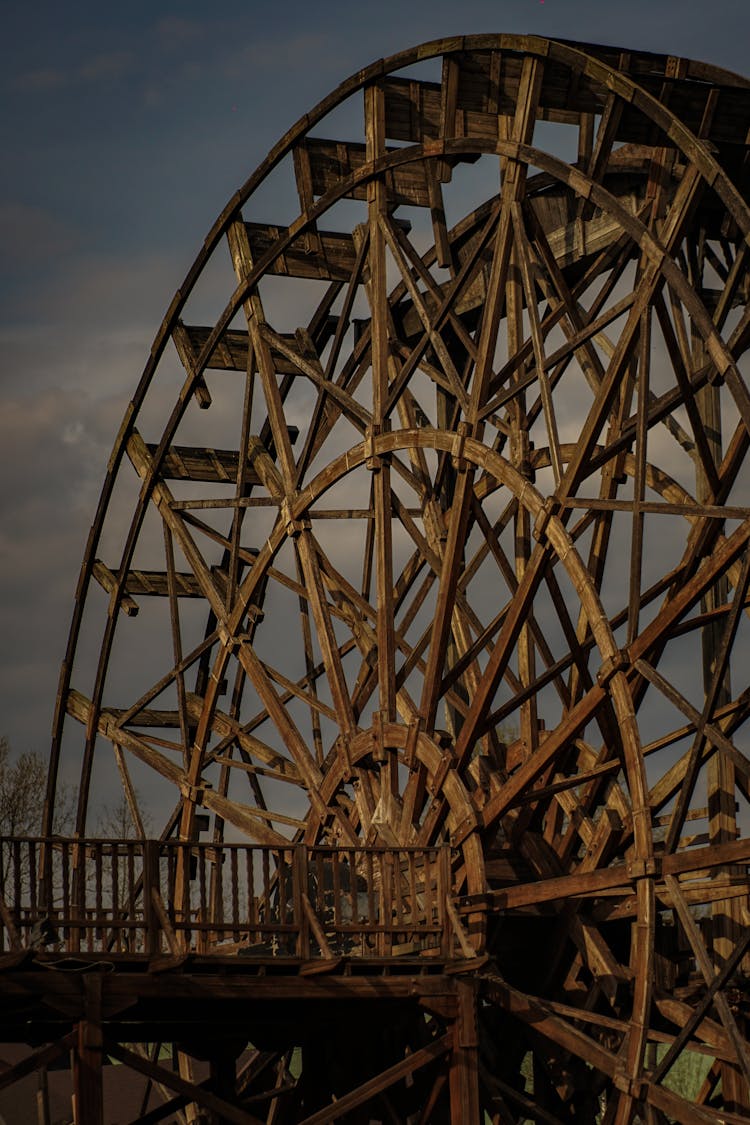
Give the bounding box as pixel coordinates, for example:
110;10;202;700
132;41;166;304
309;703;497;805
449;979;480;1123
72;974;103;1125
143;839;159;956
36;1065;51;1125
209;1052;236;1125
365;80;397;729
696;354;747;1111
294;844;308;959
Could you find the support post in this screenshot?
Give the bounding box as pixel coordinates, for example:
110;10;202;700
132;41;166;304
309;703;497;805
36;1065;50;1125
209;1052;237;1125
143;839;159;955
449;978;480;1123
71;974;103;1125
696;364;748;1112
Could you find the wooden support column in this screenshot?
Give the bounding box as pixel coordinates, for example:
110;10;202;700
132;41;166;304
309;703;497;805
695;330;748;1112
36;1065;50;1125
71;974;103;1125
365;79;397;726
449;979;480;1123
210;1051;237;1125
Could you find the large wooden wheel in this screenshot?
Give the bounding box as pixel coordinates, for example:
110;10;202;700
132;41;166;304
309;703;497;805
46;35;750;1123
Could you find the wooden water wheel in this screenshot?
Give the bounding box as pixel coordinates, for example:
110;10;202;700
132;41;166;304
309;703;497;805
44;35;750;1122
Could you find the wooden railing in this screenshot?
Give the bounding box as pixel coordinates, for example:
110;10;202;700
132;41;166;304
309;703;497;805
0;838;463;960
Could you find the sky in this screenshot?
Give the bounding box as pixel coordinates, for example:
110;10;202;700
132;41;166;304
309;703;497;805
2;0;750;770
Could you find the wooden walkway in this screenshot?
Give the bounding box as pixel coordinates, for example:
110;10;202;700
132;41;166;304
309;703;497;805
0;837;482;1124
0;838;469;962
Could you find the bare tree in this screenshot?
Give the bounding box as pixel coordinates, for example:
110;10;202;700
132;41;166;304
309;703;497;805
0;736;74;898
0;736;45;837
95;792;152;838
0;736;74;835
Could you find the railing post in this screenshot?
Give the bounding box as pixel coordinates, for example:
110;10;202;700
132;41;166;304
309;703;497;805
40;838;54;925
70;840;83;954
439;846;452;959
143;840;159;956
294;845;308;959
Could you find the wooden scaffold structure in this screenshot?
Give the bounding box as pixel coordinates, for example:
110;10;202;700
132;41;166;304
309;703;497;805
3;33;750;1124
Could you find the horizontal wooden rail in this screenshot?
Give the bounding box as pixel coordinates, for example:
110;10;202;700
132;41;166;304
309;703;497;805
0;838;466;961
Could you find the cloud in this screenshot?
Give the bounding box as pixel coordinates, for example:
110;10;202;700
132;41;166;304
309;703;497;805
220;32;339;82
13;49;135;94
77;50;133;83
13;68;69;93
153;17;206;47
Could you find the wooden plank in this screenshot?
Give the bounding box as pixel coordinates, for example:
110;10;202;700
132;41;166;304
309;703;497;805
381;56;750;153
301;137;432;207
147;444;258;484
179;324;333;378
245;222;357;281
471;832;750;909
93;562;225;602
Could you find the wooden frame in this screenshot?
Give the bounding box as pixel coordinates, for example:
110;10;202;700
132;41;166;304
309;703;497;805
15;33;750;1122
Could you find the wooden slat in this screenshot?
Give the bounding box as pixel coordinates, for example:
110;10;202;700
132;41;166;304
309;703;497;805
144;441;300;485
178;324;334;377
382;54;750;157
245;222;358;281
302;137;432;207
148;444;252;483
93;562;222;601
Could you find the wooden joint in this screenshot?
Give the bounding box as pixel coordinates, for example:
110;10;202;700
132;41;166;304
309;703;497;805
194;377;212;409
613;1071;647;1100
180;781;209;804
627;857;661;880
451;421;472;472
280;498;309;538
217;628;251;654
217;625;236;651
532;497;560;543
371;710;387;763
706;368;725;388
446;899;476;960
451;809;480;848
92;560;139;617
596;649;629;688
429;752;455;797
335;733;353;779
365;425;384;471
404;718;421;769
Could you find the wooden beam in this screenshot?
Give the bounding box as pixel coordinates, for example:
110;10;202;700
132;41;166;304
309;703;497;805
297;1033;452;1125
105;1042;266;1125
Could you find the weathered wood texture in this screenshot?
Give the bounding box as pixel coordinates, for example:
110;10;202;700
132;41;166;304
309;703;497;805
19;33;750;1123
